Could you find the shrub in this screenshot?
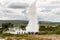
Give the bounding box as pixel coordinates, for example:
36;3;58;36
38;31;48;35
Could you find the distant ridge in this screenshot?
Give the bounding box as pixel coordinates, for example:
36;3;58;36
0;20;60;24
0;20;28;24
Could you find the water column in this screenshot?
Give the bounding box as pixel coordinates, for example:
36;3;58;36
26;0;39;34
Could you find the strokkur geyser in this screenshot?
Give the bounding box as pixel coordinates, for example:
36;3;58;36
26;0;39;33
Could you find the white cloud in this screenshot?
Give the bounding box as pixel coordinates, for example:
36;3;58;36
0;0;60;22
36;0;60;22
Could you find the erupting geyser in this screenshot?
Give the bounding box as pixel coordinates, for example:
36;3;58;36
26;0;39;33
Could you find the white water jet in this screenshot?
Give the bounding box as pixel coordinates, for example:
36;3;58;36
26;0;39;33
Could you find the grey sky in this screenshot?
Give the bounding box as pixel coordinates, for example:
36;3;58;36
0;0;60;22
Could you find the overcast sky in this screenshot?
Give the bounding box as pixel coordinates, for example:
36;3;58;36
0;0;60;22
